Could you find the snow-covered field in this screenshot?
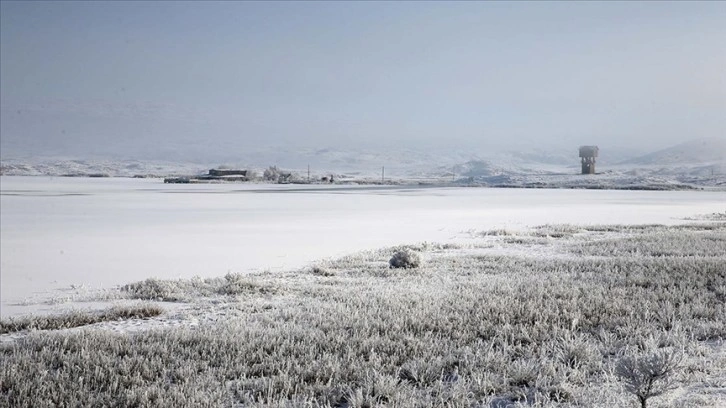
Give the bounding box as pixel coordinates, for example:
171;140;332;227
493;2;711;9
1;176;724;317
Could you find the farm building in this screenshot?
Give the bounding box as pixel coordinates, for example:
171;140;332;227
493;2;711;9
208;169;247;178
164;169;249;183
202;169;248;181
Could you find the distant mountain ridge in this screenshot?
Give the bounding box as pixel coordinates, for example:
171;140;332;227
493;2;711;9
620;138;726;165
2;139;725;188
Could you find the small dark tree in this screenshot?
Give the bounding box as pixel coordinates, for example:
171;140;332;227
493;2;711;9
615;348;682;408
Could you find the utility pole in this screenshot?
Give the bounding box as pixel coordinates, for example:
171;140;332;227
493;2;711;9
381;166;385;183
307;164;310;182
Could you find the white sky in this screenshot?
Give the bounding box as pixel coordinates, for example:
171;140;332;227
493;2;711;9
1;1;725;160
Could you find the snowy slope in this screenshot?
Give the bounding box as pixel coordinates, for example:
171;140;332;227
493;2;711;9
620;138;726;166
0;159;212;178
1;139;725;189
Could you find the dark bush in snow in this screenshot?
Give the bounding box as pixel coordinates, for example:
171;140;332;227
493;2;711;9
389;249;421;269
311;266;335;277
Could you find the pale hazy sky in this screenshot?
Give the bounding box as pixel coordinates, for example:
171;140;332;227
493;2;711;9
1;1;725;160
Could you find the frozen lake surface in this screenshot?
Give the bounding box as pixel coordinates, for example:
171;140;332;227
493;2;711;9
1;176;724;317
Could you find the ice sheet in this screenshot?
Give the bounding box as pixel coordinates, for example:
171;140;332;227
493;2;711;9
2;176;724;316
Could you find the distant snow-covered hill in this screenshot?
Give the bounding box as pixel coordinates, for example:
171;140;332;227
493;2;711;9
2;139;724;189
447;139;726;189
0;158;212;178
620;138;726;166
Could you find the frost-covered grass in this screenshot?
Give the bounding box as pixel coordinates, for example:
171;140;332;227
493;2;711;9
0;304;164;334
1;224;725;407
121;273;278;302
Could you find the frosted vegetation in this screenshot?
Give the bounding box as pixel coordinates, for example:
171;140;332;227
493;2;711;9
388;249;422;269
0;304;163;334
1;223;725;407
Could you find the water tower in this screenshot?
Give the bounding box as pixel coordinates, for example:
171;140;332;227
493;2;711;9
579;146;599;174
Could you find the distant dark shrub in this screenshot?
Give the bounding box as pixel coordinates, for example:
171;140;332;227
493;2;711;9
389;249;421;269
311;266;335;277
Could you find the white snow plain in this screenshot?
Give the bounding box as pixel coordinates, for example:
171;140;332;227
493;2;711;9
1;176;724;317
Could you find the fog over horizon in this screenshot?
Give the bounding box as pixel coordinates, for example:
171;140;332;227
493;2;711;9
1;1;725;163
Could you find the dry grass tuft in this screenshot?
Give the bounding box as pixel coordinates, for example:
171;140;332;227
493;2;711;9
0;303;163;334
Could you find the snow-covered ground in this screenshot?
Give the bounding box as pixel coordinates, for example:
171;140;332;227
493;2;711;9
1;176;724;317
